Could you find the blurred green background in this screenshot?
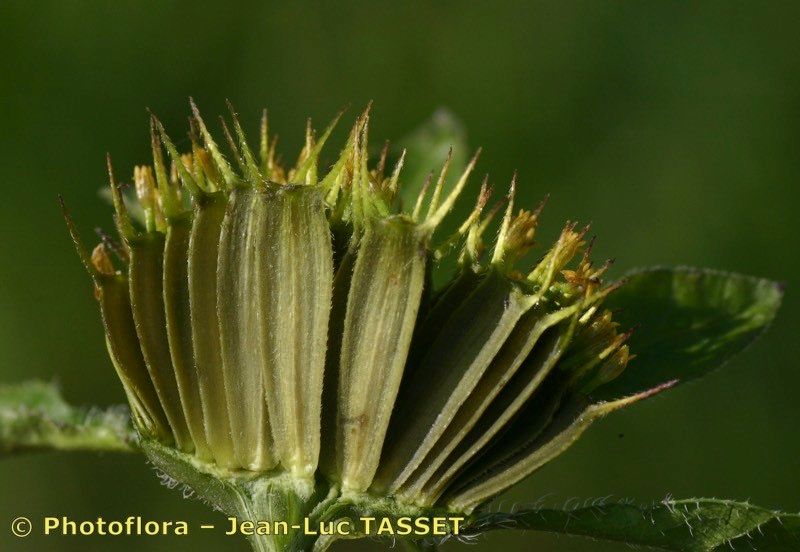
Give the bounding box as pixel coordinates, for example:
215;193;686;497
1;2;798;550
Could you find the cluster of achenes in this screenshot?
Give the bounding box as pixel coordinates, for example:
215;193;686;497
67;103;662;520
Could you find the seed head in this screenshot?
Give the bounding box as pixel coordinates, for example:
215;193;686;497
64;102;660;517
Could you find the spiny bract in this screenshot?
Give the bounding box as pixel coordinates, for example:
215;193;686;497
65;102;670;531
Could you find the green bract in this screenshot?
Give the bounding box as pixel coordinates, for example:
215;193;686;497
47;104;787;552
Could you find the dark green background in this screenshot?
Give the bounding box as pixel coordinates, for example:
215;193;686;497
1;2;798;550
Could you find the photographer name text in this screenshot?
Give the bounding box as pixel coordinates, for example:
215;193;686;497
28;515;465;537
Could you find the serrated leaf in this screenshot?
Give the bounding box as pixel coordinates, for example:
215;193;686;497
595;267;783;400
397;109;468;213
470;498;800;551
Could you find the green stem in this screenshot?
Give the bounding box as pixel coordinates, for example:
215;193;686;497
238;476;323;552
142;439;340;552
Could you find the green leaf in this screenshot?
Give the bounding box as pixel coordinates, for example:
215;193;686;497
595;267;783;400
397;109;468;213
0;380;135;455
469;498;800;551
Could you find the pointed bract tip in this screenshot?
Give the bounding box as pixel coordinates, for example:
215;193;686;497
58;195;96;279
412;172;434;221
104;154;136;239
362;100;374;117
188;96;200;116
490;174;518;265
420;147;482;234
224;98;238;116
533;193;550;216
105;153;115;185
377;140;390;174
153;117;202;197
477;177;491;208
